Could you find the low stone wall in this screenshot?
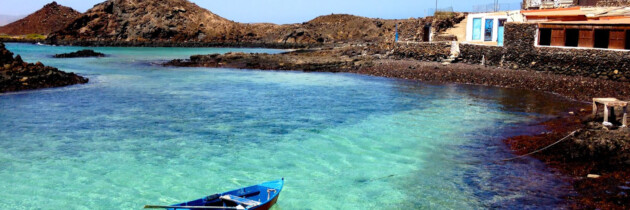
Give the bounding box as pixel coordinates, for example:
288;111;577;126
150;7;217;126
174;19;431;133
459;23;630;82
459;44;505;66
527;47;630;80
392;41;452;62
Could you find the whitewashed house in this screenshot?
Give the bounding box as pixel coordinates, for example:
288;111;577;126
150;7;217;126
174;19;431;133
465;11;524;46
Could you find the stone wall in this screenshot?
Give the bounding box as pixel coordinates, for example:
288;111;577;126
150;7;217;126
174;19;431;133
459;44;506;66
459;23;630;81
393;41;452;62
597;0;630;7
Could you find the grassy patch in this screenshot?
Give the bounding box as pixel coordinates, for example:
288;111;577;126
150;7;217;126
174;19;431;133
24;34;46;40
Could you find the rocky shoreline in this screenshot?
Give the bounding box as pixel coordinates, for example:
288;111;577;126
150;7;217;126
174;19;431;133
165;47;630;209
165;47;630;102
44;40;318;49
0;42;88;93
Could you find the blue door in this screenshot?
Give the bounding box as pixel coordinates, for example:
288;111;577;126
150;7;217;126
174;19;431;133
497;19;506;46
472;18;481;40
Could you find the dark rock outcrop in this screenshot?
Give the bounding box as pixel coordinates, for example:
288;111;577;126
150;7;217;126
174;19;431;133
505;109;630;209
53;49;105;58
0;42;88;93
166;51;358;72
0;2;81;35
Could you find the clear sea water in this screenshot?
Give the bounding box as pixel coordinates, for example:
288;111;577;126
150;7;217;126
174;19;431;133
0;43;577;209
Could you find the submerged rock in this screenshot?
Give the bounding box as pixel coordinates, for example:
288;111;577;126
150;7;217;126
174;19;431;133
0;42;88;93
53;50;105;58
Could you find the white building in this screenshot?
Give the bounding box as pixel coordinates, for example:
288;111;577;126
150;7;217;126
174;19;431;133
465;11;524;46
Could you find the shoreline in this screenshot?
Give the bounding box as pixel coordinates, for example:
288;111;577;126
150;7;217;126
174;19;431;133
165;51;630;103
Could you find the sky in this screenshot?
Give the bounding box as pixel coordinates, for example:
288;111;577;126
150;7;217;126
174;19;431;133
0;0;523;24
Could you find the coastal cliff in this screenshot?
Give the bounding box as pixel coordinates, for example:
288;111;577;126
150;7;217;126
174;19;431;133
0;43;88;93
0;2;81;36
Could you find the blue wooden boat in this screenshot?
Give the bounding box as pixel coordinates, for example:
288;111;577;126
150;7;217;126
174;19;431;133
144;179;284;210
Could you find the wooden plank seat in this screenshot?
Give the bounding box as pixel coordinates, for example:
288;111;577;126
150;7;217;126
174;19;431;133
220;195;261;207
593;98;629;127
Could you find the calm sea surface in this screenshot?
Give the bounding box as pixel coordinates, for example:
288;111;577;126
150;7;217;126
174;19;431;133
0;43;576;209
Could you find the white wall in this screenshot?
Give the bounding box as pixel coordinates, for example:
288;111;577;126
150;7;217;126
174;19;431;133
465;11;522;42
524;0;542;8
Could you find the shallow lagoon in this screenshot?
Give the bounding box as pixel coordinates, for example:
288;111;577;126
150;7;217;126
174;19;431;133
0;43;575;209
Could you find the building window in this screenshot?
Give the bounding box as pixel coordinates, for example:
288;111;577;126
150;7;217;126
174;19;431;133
484;19;494;41
565;29;579;47
594;29;610;49
539;28;552;46
626;31;630;50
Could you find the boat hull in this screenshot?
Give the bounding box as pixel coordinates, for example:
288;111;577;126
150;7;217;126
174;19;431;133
250;193;279;210
165;179;284;210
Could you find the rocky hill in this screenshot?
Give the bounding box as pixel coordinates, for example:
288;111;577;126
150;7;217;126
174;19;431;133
0;2;81;35
0;42;88;93
238;14;434;45
49;0;240;43
47;0;462;47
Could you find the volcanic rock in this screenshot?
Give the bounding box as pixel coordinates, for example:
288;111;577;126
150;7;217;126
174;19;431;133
0;2;81;35
53;49;105;58
0;42;88;93
166;51;356;72
49;0;240;43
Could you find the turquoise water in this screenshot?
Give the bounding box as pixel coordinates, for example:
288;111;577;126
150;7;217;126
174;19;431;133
0;43;575;209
